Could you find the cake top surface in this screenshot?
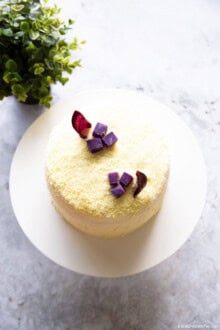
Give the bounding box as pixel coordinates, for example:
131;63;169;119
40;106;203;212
46;107;169;218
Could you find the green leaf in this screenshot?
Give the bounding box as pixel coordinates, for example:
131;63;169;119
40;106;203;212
2;28;13;37
44;59;53;70
25;42;36;51
11;84;24;93
58;76;69;85
3;73;11;83
11;4;24;12
5;59;17;71
14;16;25;21
65;67;72;74
41;35;56;46
33;63;45;75
39;86;49;97
59;28;66;35
12;21;20;28
51;18;60;28
40;94;52;108
3;72;22;83
53;54;62;63
11;84;27;101
62;56;71;65
14;31;24;39
34;67;45;75
70;59;81;68
44;75;53;84
70;38;79;50
20;21;30;32
29;30;40;40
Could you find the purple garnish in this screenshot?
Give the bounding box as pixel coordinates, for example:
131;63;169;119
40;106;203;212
133;171;147;197
111;184;125;198
120;172;133;187
108;172;119;186
93;122;108;138
86;137;103;153
72;110;92;139
102;132;118;147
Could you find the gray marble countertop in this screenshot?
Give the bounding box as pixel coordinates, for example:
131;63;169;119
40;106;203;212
0;0;219;329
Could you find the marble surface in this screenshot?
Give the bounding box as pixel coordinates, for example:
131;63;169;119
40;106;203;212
0;0;219;329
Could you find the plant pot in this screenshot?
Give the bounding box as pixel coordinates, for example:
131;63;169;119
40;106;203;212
16;94;40;105
19;87;51;105
23;94;40;105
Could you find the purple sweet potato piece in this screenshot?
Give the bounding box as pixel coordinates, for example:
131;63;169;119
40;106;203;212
108;172;119;186
86;137;103;153
111;184;125;198
120;172;133;187
133;171;147;197
93;122;108;138
102;132;118;147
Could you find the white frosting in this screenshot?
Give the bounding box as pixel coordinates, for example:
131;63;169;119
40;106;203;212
46;107;169;238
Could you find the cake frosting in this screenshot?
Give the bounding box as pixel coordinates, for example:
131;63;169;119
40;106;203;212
45;107;169;238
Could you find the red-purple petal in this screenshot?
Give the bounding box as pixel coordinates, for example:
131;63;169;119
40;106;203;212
72;110;92;138
133;171;147;197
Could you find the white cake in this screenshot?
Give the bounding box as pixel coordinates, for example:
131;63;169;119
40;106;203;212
45;107;169;238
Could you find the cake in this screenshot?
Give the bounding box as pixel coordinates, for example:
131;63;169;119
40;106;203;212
45;106;169;238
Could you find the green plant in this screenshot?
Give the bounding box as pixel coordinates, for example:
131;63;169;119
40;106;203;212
0;0;84;107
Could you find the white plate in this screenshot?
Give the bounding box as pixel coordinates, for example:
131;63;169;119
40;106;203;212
9;89;206;277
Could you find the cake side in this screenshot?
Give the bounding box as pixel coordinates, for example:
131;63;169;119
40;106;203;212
47;176;168;238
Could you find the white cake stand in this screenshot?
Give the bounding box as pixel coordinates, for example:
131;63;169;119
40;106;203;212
9;89;206;277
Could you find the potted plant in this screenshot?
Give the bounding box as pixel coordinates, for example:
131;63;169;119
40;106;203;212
0;0;84;107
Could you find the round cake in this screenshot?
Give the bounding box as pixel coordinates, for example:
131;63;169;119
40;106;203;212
45;107;169;238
